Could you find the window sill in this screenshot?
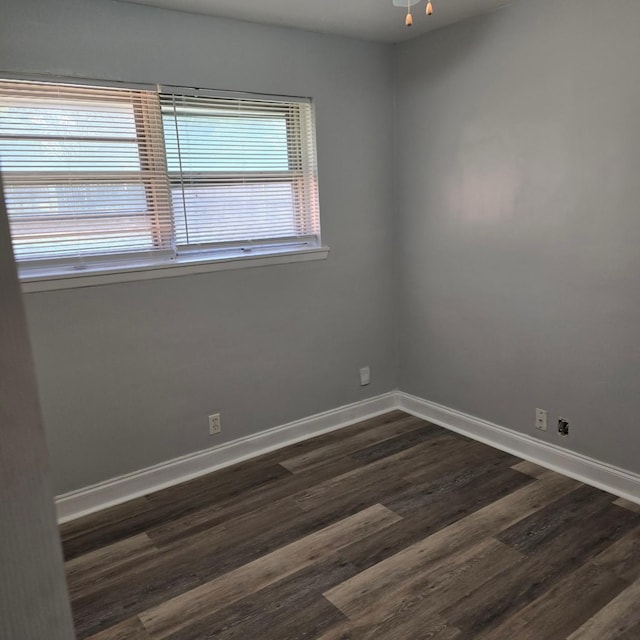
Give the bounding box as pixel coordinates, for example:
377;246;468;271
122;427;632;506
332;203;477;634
20;246;330;293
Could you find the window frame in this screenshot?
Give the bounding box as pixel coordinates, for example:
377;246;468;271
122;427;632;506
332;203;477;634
159;86;321;257
0;75;327;291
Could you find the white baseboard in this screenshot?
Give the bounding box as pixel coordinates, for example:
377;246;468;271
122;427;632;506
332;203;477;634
57;389;640;523
55;392;397;523
397;391;640;506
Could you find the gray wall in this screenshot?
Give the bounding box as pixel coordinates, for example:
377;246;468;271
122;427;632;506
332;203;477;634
0;179;75;639
396;0;640;474
0;0;396;493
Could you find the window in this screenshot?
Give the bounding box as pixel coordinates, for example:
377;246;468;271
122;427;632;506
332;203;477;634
0;79;322;283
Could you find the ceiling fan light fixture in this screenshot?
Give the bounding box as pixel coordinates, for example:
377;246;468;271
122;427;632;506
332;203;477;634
394;0;435;26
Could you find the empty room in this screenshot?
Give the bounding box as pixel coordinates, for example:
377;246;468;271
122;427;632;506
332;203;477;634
2;0;640;638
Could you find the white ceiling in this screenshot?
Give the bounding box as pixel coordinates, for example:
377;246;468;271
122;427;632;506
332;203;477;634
119;0;514;43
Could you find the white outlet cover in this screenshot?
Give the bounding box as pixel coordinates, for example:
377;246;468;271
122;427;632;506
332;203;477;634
535;408;548;432
209;413;221;434
360;367;371;386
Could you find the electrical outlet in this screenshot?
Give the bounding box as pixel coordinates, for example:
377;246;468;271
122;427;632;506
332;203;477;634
208;413;221;435
535;408;548;431
359;366;371;386
558;417;569;437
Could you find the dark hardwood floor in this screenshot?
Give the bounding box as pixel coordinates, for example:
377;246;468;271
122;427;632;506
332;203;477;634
60;411;640;639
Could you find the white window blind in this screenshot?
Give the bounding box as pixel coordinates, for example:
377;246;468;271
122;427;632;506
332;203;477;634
160;91;320;254
0;78;321;278
0;80;174;269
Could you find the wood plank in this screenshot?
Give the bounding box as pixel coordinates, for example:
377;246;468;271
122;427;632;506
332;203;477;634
496;484;624;554
610;620;640;640
592;525;640;583
145;455;361;547
65;533;158;599
567;577;640;639
511;460;549;479
60;497;155;560
386;463;531;518
324;466;533;575
139;504;403;638
70;497;307;637
614;497;640;513
324;538;521;635
402;438;518;486
348;424;447;465
280;415;430;473
164;557;355;640
62;460;291;560
477;562;628;640
319;612;461;640
85;617;151;640
443;498;639;636
293;466;413;517
143;461;291;513
324;472;577;618
293;434;469;513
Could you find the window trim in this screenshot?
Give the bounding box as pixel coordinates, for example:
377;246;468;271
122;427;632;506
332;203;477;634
0;73;327;288
20;245;330;293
